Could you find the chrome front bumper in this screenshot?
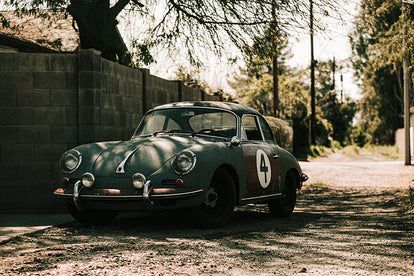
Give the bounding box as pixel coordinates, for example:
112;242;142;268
54;180;204;211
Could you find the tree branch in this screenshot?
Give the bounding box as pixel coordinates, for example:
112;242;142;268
111;0;131;18
168;0;270;26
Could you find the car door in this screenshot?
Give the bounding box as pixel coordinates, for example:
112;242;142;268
241;115;280;199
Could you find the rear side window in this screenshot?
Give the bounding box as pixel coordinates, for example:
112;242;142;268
242;115;263;141
258;117;274;141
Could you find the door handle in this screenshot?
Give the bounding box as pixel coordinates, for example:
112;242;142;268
272;154;279;159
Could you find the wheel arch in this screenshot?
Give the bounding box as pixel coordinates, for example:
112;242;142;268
215;164;240;204
286;168;301;190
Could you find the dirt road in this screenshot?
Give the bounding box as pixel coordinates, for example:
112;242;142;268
1;153;413;275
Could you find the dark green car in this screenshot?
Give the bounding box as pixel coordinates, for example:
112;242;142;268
55;101;308;228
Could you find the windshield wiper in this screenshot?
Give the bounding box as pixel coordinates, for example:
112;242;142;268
153;130;192;137
192;129;228;138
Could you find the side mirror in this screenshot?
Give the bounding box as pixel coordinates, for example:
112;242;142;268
230;136;241;147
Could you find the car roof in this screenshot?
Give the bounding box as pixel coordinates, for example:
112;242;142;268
153;101;261;117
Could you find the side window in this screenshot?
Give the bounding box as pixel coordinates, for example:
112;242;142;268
242;115;263;141
258;117;274;141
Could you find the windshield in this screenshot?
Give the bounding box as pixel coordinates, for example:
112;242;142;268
133;108;237;138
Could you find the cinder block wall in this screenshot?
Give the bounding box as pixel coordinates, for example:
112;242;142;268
0;49;221;212
0;53;79;211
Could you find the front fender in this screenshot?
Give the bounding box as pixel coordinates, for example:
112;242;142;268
148;141;245;203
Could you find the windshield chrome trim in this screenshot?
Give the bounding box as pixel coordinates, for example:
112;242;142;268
132;106;241;140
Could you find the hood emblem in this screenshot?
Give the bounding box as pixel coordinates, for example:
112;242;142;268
116;147;140;174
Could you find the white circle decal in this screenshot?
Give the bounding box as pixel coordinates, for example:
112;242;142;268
256;149;271;188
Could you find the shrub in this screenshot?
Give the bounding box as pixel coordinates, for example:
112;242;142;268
264;116;293;152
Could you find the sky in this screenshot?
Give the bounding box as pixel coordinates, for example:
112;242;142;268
144;0;362;100
288;0;362;100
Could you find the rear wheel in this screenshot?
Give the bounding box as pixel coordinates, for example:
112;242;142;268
65;201;118;226
191;168;235;228
268;172;297;217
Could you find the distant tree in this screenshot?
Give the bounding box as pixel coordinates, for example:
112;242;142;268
349;0;414;144
315;60;357;145
230;33;299;116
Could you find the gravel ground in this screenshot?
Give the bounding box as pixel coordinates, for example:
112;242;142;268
1;152;413;275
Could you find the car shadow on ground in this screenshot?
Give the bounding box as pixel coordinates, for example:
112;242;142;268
2;185;413;275
51;185;412;245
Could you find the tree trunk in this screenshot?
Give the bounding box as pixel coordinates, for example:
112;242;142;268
68;0;133;66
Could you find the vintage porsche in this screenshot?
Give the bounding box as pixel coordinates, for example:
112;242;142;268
54;101;308;228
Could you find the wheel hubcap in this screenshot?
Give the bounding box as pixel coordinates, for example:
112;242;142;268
204;187;219;207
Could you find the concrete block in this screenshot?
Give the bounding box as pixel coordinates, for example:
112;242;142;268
116;94;123;110
113;111;121;127
1;144;34;162
51;125;78;144
33;72;67;89
0;107;34;125
79;107;100;124
0;71;33;89
101;92;111;109
66;107;78;125
0;88;17;106
66;72;78;89
119;80;127;95
0;53;17;70
17;89;51;107
0;126;17;144
32;181;54;208
34;107;67;125
0;163;18;181
18;162;51;180
78;71;101;89
51;161;60;179
79;89;101;107
51;89;77;107
78;49;101;71
78;125;97;144
18;125;51;144
100;109;114;126
50;54;77;71
34;145;67;162
18;53;50;71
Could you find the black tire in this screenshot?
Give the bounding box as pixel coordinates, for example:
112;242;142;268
268;172;297;217
65;201;118;226
191;168;236;228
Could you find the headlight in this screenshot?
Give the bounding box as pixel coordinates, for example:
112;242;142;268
82;172;95;188
172;150;196;175
60;150;82;173
132;173;146;189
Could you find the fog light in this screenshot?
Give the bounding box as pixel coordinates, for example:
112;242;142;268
132;173;146;189
176;179;183;186
82;173;95;188
61;177;69;185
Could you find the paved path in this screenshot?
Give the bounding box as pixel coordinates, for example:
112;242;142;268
0;213;72;244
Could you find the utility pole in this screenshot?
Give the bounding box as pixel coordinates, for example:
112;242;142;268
340;66;344;102
310;0;316;145
272;0;279;118
403;0;412;165
332;57;336;90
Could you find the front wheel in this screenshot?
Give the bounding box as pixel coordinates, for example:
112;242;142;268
268;172;297;217
65;201;118;226
191;169;235;228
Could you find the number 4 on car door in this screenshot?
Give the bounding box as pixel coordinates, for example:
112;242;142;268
241;115;280;199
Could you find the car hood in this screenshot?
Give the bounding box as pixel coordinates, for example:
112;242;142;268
79;134;221;177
